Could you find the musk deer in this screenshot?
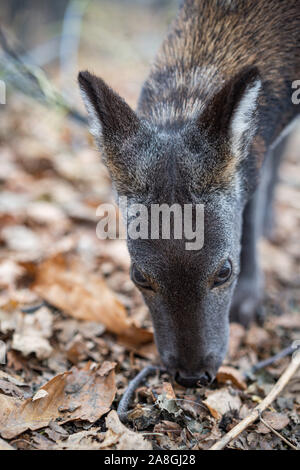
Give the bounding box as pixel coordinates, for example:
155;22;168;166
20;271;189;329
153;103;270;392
78;0;300;387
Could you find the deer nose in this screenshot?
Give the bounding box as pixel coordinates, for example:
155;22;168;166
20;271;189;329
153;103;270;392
175;371;212;388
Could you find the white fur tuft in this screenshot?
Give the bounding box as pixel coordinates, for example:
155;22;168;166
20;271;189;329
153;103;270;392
79;88;102;139
230;79;262;159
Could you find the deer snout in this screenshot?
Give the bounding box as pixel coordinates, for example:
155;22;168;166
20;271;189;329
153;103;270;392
159;350;219;388
174;370;214;388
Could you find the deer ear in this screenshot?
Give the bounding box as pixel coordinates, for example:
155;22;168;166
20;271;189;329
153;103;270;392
78;71;147;194
78;71;140;147
199;66;262;160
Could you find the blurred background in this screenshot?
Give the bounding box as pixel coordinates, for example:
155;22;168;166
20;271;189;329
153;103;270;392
0;0;177;107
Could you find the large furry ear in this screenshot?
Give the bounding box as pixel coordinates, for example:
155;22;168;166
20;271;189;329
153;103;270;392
78;71;140;147
199;66;262;160
78;71;144;193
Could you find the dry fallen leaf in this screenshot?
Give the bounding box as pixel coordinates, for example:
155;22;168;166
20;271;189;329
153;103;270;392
133;341;158;360
32;389;49;401
245;325;271;351
273;314;300;329
56;429;102;450
1;225;43;254
100;240;131;270
99;410;152;450
260;239;295;282
156;383;182;418
0;376;27;399
0;361;116;439
154;420;182;437
228;323;246;359
11;307;53;359
26;201;68;226
0;370;26;388
0;437;15;450
216;366;247;390
204;389;242;420
0;260;25;288
162;382;176;400
33;254;153;347
256;412;290;434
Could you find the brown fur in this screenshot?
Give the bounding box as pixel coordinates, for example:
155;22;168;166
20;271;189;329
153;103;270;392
139;0;300;185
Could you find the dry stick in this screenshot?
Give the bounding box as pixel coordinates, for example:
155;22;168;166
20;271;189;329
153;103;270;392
259;415;298;451
249;343;300;375
0;26;88;126
210;355;300;450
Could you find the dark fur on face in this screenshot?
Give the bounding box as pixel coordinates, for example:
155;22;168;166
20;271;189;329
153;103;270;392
79;0;300;385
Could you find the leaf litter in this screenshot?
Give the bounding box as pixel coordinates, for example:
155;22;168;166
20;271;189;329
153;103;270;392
0;2;299;450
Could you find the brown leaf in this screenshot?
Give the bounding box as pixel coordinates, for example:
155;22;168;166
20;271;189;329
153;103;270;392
66;339;89;365
11;307;53;359
228;323;246;359
26;201;67;226
216;366;247;390
154;420;182;439
0;361;116;439
162;382;176;400
56;429;102;450
44;421;69;442
33;254;153;347
260;239;295;283
0;437;15;450
99;410;152;450
204;389;242;420
0;260;25;288
273;314;300;329
256;412;290;434
0;377;27;399
1;225;43;255
245;325;271;351
133;341;158;360
101;240;131;270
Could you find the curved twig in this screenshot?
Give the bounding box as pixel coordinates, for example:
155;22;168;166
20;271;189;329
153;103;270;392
210;355;300;450
259;414;298;450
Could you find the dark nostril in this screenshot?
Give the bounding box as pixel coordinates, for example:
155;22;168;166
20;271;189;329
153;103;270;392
175;372;197;387
197;372;212;387
175;371;212;388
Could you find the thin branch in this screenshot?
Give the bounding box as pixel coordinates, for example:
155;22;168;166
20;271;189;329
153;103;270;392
0;25;88;126
259;414;298;451
210;354;300;450
248;343;300;375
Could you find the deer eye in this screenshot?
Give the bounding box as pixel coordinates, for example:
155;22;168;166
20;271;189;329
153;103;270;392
213;259;232;287
131;265;153;290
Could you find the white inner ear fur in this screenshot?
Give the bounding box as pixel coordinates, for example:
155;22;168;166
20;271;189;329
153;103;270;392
230;79;262;159
79;88;103;139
